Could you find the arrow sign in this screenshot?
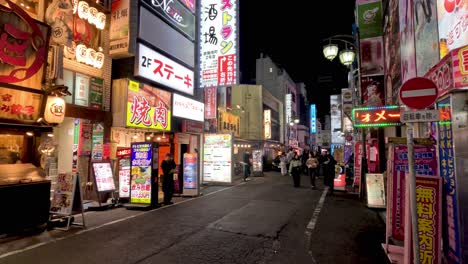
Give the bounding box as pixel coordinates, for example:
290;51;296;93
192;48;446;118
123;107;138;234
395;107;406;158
399;77;438;110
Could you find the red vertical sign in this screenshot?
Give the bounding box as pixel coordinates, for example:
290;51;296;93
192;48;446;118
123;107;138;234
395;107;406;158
204;86;217;119
218;54;235;86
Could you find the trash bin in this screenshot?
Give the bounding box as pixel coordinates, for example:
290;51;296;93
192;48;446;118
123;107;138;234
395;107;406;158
0;164;51;234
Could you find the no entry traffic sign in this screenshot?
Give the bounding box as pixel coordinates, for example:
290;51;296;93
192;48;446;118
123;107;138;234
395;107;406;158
399;77;438;110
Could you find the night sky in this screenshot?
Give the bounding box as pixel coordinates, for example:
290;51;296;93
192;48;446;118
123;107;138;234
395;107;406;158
239;1;356;120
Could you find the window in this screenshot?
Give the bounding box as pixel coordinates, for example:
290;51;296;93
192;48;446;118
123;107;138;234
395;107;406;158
57;70;104;109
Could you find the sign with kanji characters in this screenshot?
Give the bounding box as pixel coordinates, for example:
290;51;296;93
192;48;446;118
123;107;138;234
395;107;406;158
199;0;238;87
126;80;172;131
264;109;271;139
136;43;194;95
400;109;440;123
310;104;317;133
0;1;50;90
141;0;195;40
352;105;402;127
172;93;204;122
0;87;42;122
130;143;153;204
218;110;240;137
109;0;131;56
182;120;203;133
92;161;116;192
437;97;462;264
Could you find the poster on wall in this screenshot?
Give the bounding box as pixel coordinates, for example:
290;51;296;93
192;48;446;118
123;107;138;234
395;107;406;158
89;77;104;110
126;81;172;131
183;153;198;195
92;162;116;192
399;0;416;82
360;75;385;106
199;0;238;87
437;0;468;58
413;0;439;77
330;95;344;144
357;0;383;39
0;1;50;90
360;37;385;76
203;134;232;183
130;143;152;204
437;98;462;263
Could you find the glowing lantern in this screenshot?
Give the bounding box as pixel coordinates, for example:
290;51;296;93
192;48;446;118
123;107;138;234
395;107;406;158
44;96;66;124
94;52;105;69
75;44;87;63
77;1;89;20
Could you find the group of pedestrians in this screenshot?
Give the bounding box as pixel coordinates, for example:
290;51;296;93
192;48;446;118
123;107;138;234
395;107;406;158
280;149;337;192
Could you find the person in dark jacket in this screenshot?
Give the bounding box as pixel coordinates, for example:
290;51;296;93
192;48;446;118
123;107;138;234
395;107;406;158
324;154;337;194
289;152;302;188
161;153;176;205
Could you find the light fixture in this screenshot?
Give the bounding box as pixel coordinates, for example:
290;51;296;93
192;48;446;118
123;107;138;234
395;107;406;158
26;132;34;137
146;136;151;140
37;117;43;123
47;133;54;137
339;48;356;66
157;136;161;141
294;118;300;124
289;122;294;126
323;43;339;60
162;132;166;139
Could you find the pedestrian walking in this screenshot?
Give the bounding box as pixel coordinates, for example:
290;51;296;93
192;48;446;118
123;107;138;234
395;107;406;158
161;153;176;205
323;153;337;194
280;153;287;176
289;152;302;188
306;152;319;189
243;152;252;181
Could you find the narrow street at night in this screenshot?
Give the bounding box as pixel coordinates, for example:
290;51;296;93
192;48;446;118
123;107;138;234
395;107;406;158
0;172;387;264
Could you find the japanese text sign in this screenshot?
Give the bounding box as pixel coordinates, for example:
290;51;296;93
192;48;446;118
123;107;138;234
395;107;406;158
218;110;240;137
424;54;454;96
137;43;194;95
285;94;292;124
353;105;402;127
437;0;468;58
0;87;42;122
172;93;204;122
205;86;217;119
109;0;131;56
126;80;172;131
199;0;238;87
92;162;116;192
0;1;50;90
390;145;438;241
400;109;440;123
264;109;271;139
413;175;442;264
130;143;152;204
437;98;462;264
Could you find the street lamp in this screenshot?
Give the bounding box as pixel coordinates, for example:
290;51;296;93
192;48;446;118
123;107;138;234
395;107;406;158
322;34;367;200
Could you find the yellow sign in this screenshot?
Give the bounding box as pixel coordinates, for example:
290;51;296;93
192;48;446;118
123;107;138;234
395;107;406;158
218;110;240;137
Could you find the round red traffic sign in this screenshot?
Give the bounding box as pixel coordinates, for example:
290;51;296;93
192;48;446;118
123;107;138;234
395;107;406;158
399;77;438;110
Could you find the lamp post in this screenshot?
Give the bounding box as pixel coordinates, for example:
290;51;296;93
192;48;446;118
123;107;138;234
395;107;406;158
322;35;367;200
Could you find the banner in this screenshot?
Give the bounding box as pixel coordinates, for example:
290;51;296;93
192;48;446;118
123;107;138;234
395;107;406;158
357;0;383;39
204;86;217;119
437;98;462;263
109;0;130;56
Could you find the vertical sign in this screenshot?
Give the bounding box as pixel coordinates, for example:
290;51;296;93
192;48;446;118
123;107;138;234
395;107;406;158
437;0;468;58
264;109;271;139
452;46;468;88
109;0;130;56
199;0;238;87
203;134;232;183
437;98;462;264
413;0;439;77
91;123;104;160
285;94;292;124
330;95;344;144
183;153;198;195
310;104;317;133
130;143;152;204
357;0;383;39
205;86;217;119
399;0;416;82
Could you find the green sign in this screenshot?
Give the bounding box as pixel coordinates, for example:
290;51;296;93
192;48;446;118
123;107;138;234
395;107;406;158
90;77;104;110
357;1;383;39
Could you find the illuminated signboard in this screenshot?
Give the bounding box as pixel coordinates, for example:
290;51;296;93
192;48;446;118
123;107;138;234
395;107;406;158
352;105;402;127
310;104;317;133
264;109;271;139
199;0;238;87
172;93;204;122
437;0;468;58
285;94;292;124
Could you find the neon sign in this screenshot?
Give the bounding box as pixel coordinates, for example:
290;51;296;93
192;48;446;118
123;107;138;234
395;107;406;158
353;105;402;127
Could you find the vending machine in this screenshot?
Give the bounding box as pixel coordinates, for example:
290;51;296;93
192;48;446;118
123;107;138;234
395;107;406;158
124;142;160;209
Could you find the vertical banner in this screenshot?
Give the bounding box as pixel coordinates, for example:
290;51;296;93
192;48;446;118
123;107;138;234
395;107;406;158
264;109;271;139
437;98;462;264
204;86;217;119
413;0;439;77
310;104;317;133
330;95;344;144
130;143;152;204
391;145;438;241
91;123;104;160
109;0;130;56
199;0;238;87
357;0;383;39
437;0;468;58
285;94;292;124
